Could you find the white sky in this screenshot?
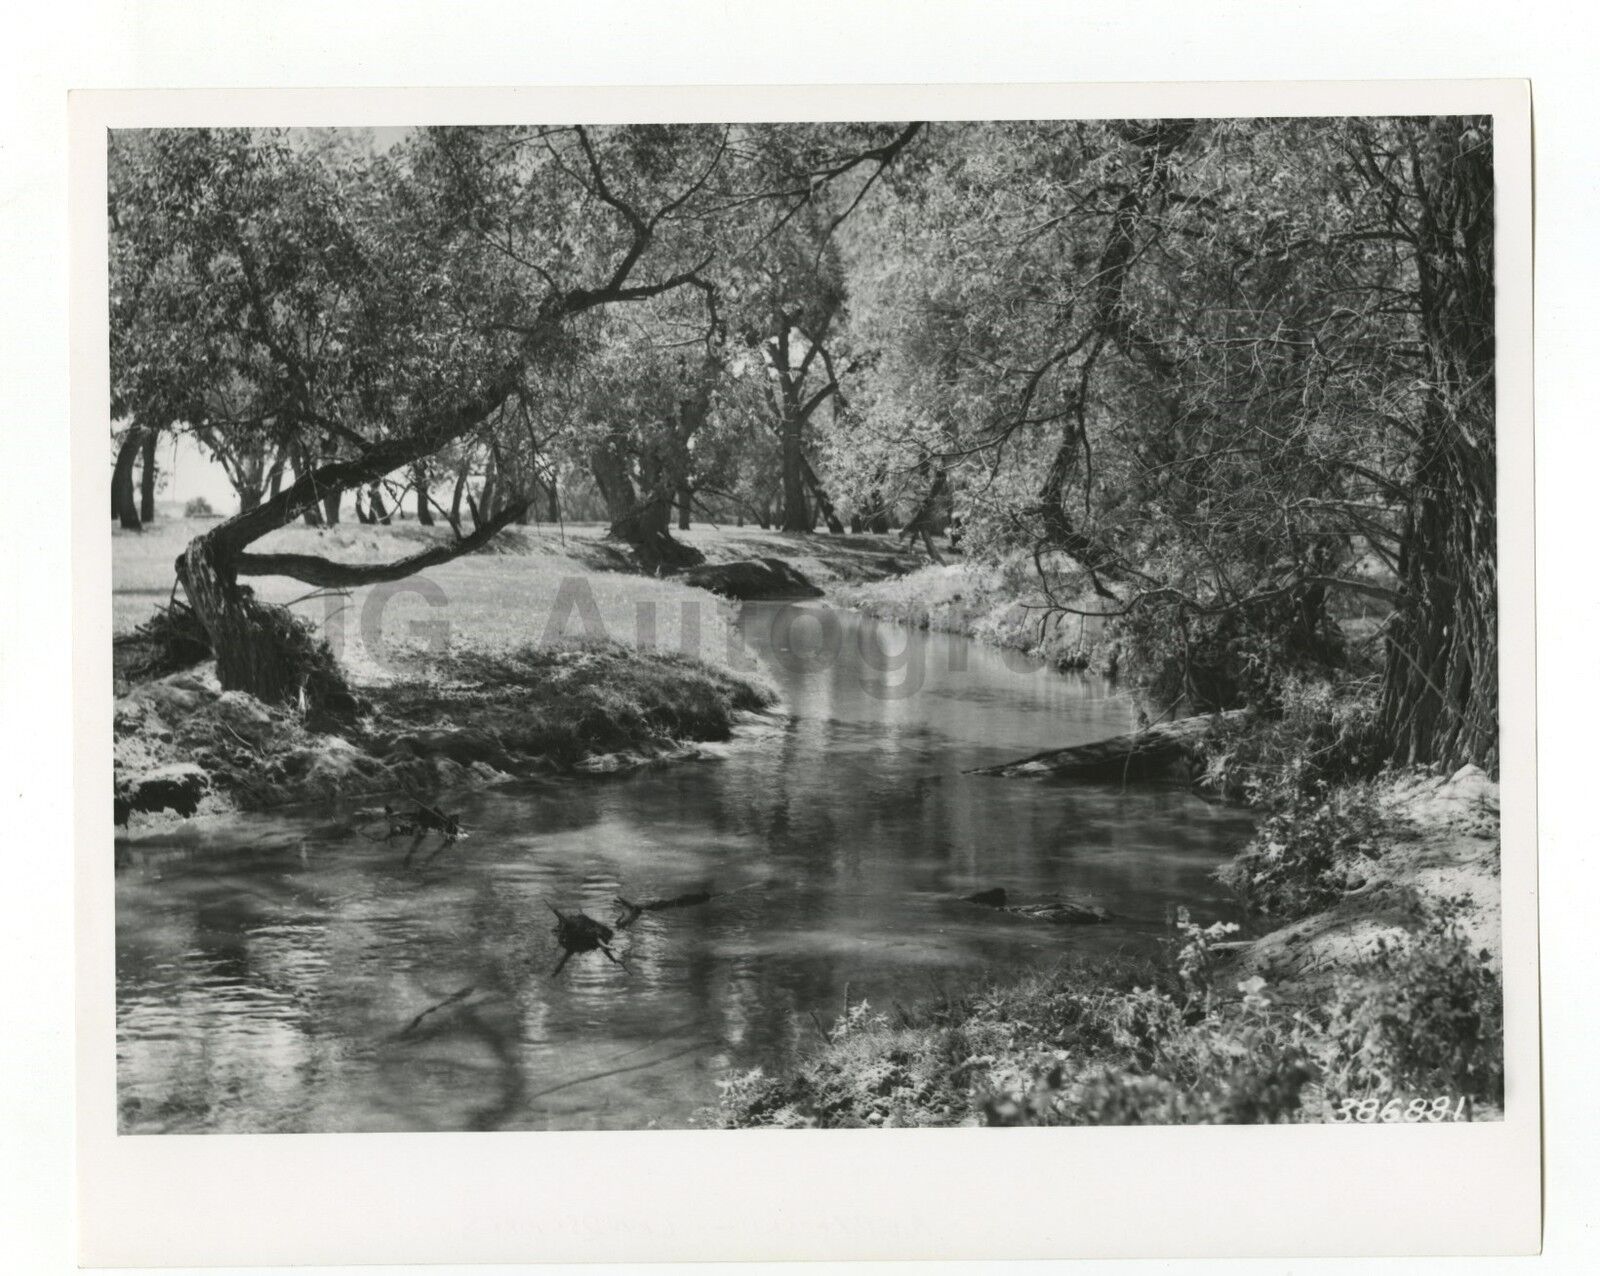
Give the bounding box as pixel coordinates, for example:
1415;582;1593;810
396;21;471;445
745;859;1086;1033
155;433;237;511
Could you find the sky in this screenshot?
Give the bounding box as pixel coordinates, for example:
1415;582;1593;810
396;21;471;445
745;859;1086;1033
151;433;238;513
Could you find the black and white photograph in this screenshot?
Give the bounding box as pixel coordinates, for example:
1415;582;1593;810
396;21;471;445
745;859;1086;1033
104;108;1515;1139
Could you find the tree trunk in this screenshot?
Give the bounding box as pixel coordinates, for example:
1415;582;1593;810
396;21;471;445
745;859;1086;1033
415;465;434;526
591;444;703;569
286;452;321;525
112;430;143;530
174;536;350;716
177;540;292;701
677;482;693;531
267;446;290;502
800;456;844;534
864;484;891;534
322;488;341;525
1377;118;1497;774
368;483;390;524
780;404;808;532
139;429;159;522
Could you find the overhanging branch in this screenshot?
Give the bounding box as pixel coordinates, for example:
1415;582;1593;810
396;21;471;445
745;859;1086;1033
234;498;530;587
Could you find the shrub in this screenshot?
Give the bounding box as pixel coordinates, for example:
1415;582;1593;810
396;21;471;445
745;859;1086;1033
1218;779;1395;918
114;600;212;680
711;897;1500;1128
184;495;217;518
1195;674;1384;805
1323;893;1503;1110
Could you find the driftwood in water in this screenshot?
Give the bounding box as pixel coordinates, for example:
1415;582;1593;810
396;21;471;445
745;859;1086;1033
382;800;464;866
612;879;778;931
967;710;1246;781
548;903;623;976
962;887;1111;925
612;889;716;931
393;986;476;1039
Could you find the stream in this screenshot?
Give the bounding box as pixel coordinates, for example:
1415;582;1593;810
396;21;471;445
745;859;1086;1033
115;601;1256;1132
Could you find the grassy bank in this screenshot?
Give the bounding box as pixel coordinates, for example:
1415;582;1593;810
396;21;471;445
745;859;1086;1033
714;766;1502;1127
837;556;1112;672
113;519;814;825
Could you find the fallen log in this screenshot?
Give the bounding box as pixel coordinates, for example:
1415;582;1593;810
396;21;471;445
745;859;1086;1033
613;889;716;931
966;710;1246;781
961;887;1111;925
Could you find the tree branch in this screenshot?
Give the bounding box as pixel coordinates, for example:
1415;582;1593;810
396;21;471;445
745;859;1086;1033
235;498;530;587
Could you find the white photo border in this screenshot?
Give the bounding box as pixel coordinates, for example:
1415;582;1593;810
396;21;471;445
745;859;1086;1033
73;80;1538;1265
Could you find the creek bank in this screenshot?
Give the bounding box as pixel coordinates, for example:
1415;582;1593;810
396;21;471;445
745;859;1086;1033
837;559;1111;672
682;557;824;600
114;643;777;832
713;765;1502;1128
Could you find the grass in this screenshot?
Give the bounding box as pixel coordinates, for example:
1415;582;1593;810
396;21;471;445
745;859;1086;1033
373;639;775;769
113;518;788;812
114;518;745;685
837;555;1111;672
113;517;923;685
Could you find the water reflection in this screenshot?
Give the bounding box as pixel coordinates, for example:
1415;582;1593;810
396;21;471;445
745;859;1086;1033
116;602;1255;1132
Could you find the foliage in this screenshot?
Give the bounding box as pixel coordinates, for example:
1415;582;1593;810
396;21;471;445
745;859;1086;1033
1321;893;1503;1109
826;117;1495;770
114;601;212;681
183;495;217;518
713;890;1500;1128
1218;778;1397;918
108;119;1497;769
1195;673;1385;804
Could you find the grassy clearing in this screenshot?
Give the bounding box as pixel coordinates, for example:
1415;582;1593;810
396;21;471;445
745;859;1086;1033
114;518;920;684
114;518;748;685
113;519;787;818
714;767;1503;1128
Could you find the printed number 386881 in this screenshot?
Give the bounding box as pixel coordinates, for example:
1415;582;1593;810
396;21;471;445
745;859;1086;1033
1329;1096;1468;1123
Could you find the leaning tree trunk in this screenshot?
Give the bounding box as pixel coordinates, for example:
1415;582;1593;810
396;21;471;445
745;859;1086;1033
138;429;159;522
112;429;143;530
175;536;345;712
800;455;844;534
321;487;341;524
1377;118;1498;775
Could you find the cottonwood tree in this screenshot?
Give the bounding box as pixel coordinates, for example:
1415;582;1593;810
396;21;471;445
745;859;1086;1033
842;117;1497;771
111;122;925;709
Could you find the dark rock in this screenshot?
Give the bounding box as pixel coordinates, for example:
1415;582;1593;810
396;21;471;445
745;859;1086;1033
683;558;824;600
123;763;210;818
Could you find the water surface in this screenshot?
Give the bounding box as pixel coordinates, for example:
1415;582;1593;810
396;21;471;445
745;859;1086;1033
116;603;1254;1132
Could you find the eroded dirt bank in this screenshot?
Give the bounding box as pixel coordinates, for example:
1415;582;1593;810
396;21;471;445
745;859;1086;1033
114;644;776;831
